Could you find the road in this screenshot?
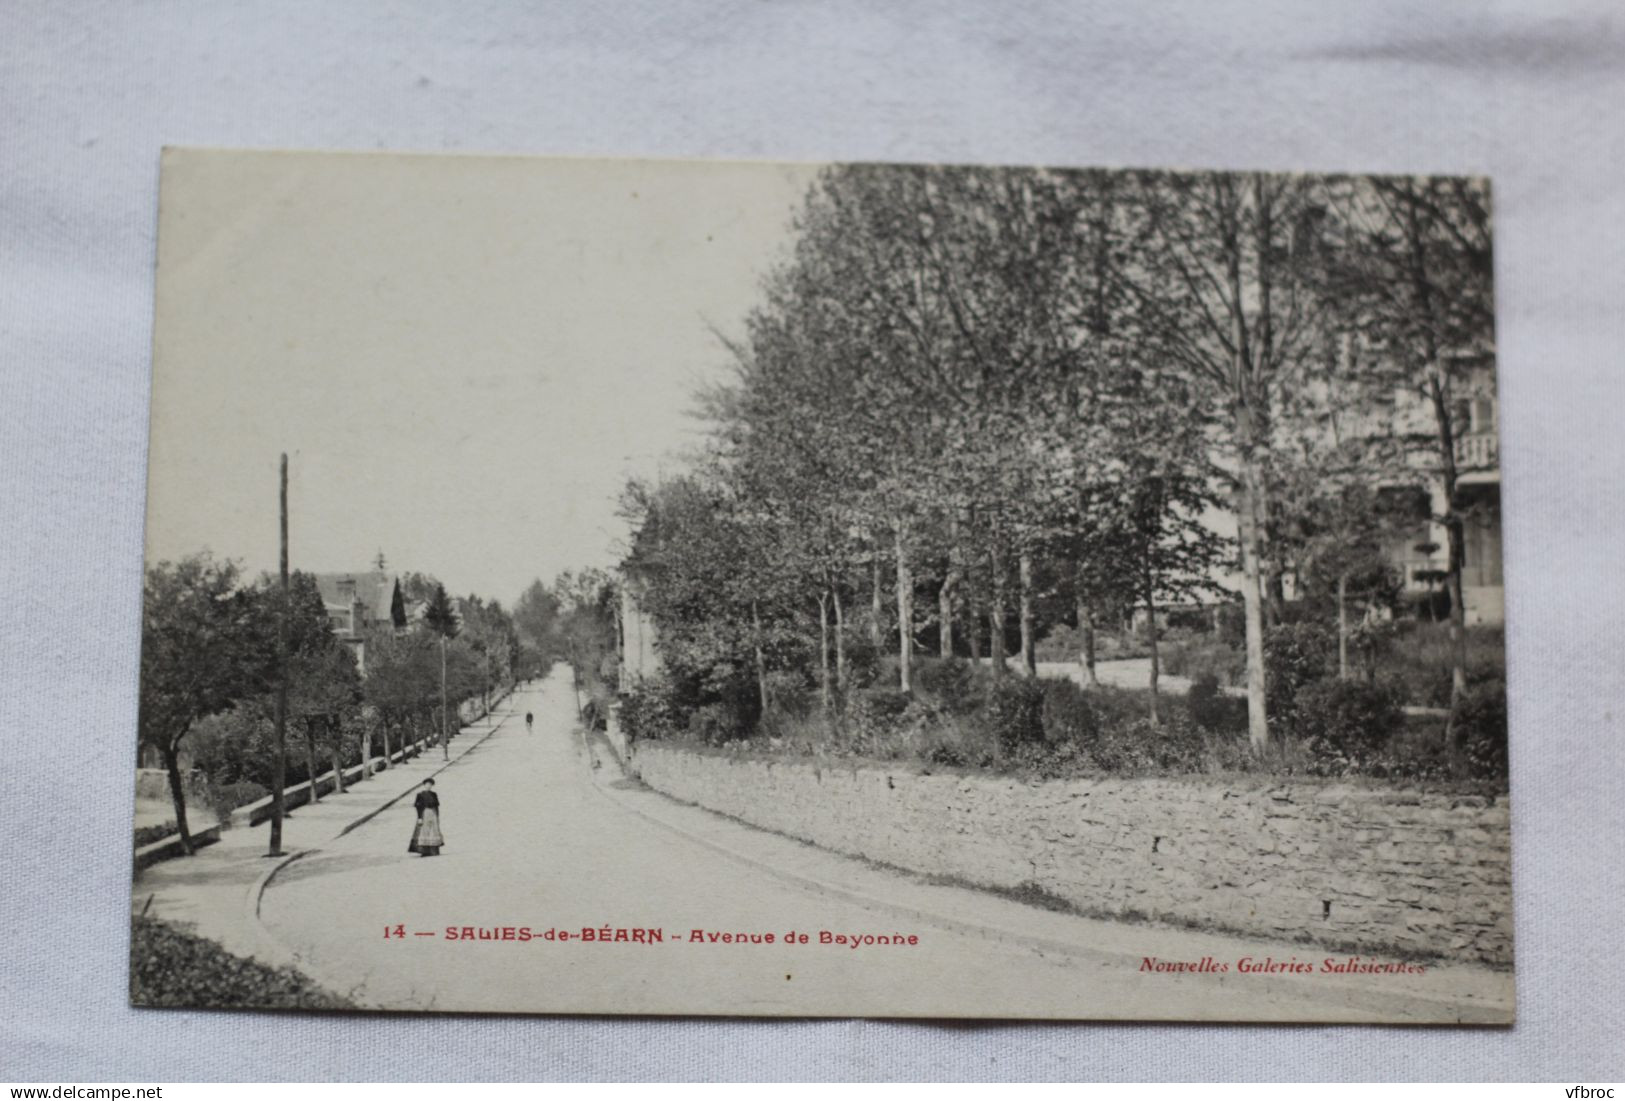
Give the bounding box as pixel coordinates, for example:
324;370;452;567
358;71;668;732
257;671;1511;1021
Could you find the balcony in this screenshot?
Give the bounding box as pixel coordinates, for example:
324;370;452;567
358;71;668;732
1455;430;1498;473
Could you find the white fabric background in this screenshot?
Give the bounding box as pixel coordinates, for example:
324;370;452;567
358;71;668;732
2;0;1622;1082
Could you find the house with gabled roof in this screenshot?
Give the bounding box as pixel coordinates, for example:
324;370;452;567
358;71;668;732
311;571;408;673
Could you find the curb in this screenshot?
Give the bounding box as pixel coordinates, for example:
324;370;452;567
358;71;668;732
242;708;515;984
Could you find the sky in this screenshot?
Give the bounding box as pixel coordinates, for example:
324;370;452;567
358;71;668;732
145;150;820;606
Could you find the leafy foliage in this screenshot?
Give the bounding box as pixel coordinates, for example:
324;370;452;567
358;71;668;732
130;916;353;1010
1040;678;1099;745
140;554;522;854
982;677;1047;753
1456;678;1509;782
1264;623;1336;732
422;583;460;638
1292;678;1406;773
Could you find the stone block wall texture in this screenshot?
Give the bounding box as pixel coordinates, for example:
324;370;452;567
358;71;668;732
632;745;1513;964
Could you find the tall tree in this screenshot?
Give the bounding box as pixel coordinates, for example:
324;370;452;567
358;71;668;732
286;643;361;799
363;626;442;763
139;555;266;853
1128;170;1333;749
1330;175;1495;721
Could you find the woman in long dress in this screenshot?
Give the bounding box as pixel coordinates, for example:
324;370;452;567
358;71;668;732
409;779;444;856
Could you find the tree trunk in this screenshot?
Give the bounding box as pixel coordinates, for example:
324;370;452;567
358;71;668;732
360;728;372;779
381;720;392;771
305;724;322;802
894;522;913;693
1018;548;1037;676
1402;191;1471;722
988;540;1007;677
160;742;194;855
1075;592;1099;688
1427;375;1471;714
1254;174;1283;637
331;743;346;795
817;591;832;715
940;516;962;659
751;599;769;713
1265;570;1286;628
1337;572;1350;681
1236;452;1271;752
832;586;847;693
869;547;884;650
966;573;982;662
1145;566;1161;724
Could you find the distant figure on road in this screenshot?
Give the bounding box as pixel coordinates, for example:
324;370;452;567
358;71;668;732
525;711;534;733
409;779;443;857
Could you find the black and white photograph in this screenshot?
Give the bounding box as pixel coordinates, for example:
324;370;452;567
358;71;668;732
127;148;1512;1023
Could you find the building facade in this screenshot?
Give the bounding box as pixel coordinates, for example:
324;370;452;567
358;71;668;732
311;571;408;673
618;576;661;690
1380;360;1503;627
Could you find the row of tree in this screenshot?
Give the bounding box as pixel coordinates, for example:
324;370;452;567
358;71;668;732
139;555;537;853
620;164;1495;748
514;568;621;704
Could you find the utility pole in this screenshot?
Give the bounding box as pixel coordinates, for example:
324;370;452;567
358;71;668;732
269;453;288;857
440;633;449;761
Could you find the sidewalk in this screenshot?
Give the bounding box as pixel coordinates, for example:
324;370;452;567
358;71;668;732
132;692;523;970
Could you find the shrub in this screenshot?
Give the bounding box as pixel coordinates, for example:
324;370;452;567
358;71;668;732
1186;673;1230;730
1084;684;1157;731
919;716;998;770
618;679;687;743
1294;677;1405;774
1374;622;1507;708
130;916;353;1010
842;634;883;690
1040;679;1098;745
912;657;984;714
209;780;268;823
688;702;754;745
1381;719;1454;783
1034;624;1084;663
1149;713;1211;771
757;704;836;750
1348;618;1399;682
1094;631;1150;660
982;676;1047;753
1456;677;1509;782
844;687;914;742
1082;713;1212;774
763;670;815;718
1161;636;1246;686
1264;622;1336;732
1085;718;1157;773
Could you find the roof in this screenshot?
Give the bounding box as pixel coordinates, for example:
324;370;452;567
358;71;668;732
310;571;401;625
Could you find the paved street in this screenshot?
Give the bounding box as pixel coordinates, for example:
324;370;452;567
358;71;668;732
254;670;1511;1022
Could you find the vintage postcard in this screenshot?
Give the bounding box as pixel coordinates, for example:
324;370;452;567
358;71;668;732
132;148;1511;1022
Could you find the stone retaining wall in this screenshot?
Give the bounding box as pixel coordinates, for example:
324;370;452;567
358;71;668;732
631;744;1513;964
